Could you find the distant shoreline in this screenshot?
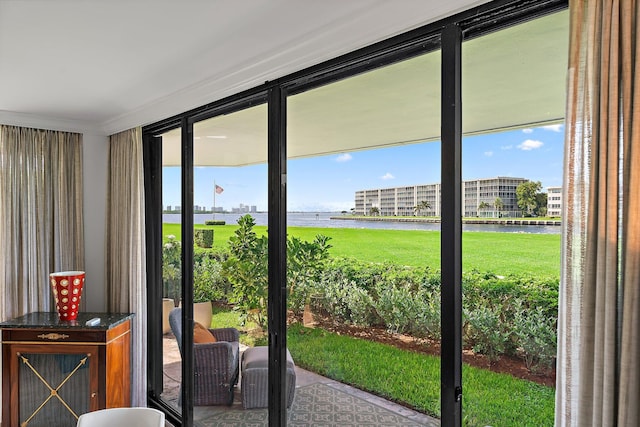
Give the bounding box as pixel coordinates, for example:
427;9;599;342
330;216;562;226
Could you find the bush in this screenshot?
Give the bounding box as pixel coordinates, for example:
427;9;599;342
305;258;557;364
410;289;441;341
373;284;417;334
287;234;332;315
464;305;510;363
194;228;214;248
513;301;557;372
221;214;331;328
205;220;226;225
193;254;231;303
222;215;268;328
162;235;182;305
318;276;371;324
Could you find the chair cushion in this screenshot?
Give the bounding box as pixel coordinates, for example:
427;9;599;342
193;322;217;343
242;346;294;369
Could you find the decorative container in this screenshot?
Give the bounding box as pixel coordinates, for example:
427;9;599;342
50;271;85;320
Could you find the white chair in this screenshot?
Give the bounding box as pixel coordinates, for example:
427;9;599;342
76;407;165;427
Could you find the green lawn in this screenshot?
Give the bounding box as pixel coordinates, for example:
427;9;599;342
163;223;561;277
210;304;555;427
199;226;558;426
287;324;554;427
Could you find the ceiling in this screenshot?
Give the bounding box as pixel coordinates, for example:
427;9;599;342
0;0;496;135
161;9;569;166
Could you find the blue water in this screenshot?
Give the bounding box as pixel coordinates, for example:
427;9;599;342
163;212;561;234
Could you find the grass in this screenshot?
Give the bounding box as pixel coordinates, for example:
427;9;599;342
202;232;557;426
212;306;555;426
287;323;555;427
210;304;264;347
163;223;561;277
347;215;561;223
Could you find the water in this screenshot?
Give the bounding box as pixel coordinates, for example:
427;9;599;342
163;212;561;234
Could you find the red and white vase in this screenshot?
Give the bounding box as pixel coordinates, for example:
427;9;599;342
50;271;85;320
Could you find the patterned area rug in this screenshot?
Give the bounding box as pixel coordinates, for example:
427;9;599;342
195;382;424;427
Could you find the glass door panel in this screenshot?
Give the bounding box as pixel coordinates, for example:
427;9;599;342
287;45;442;424
159;127;183;412
460;10;567;427
191;104;268;423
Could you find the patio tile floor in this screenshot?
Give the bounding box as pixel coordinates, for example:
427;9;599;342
161;333;439;426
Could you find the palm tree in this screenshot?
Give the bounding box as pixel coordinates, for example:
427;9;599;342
494;197;504;218
414;200;431;216
369;206;380;216
478;201;491;217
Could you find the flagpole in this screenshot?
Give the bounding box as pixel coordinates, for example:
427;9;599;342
213;180;216;220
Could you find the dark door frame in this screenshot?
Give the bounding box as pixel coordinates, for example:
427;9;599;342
142;1;568;425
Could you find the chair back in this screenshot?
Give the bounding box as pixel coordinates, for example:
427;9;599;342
169;307;183;355
76;407;165;427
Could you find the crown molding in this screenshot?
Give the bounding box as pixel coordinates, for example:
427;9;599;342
0;110;103;135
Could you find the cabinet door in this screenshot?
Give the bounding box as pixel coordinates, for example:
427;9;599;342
8;344;100;427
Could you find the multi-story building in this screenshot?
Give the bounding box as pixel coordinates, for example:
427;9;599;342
355;177;529;218
547;186;563;217
463;177;528;218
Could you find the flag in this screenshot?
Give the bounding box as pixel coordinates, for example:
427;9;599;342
215;184;224;194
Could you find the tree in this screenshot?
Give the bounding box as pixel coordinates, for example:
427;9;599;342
414;200;431;216
369;206;380;216
494;197;504;218
535;192;548;217
478;201;491;217
516;181;542;216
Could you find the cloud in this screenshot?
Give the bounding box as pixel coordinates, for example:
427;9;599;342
518;139;544;151
501;145;513;150
522;128;534;134
336;153;352;162
542;124;563;132
381;172;395;180
484;151;493;157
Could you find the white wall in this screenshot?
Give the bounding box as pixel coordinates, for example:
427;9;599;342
82;132;109;311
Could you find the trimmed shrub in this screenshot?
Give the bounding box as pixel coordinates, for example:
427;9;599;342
306;258;557;364
205;220;226;225
373;284;417;334
193;254;232;303
513;301;557;372
464;304;510;363
194;228;214;248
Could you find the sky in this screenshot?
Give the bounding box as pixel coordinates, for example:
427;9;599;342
162;124;565;212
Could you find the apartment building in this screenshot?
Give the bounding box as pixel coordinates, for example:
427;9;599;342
355;177;528;218
547;186;563;217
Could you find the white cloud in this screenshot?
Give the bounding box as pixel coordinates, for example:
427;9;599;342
518;139;544;151
501;145;513;150
522;128;534;134
336;153;352;162
381;172;395;180
484;151;493;157
542;124;564;132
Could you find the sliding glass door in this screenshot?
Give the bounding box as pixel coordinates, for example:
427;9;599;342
143;2;568;426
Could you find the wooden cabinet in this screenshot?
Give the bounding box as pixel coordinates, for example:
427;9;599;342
1;312;134;427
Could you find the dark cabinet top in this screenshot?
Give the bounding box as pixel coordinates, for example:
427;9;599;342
0;312;134;330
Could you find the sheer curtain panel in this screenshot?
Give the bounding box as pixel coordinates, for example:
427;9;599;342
0;125;84;321
556;1;640;426
106;127;147;406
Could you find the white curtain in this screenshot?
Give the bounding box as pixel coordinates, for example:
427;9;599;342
106;127;147;406
0;125;84;321
556;1;640;426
